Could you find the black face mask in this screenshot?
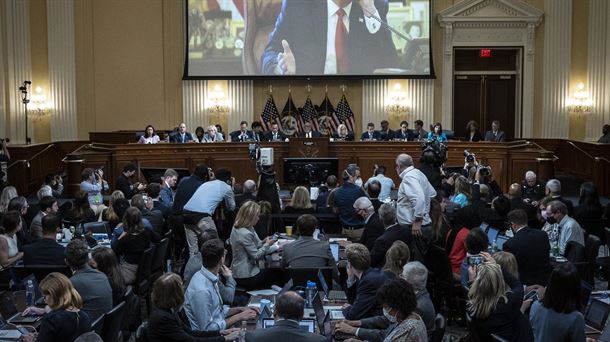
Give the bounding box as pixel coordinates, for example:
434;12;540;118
546;216;557;224
604;128;609;135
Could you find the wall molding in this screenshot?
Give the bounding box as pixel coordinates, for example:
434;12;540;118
586;0;610;141
182;80;207;133
362;79;388;132
228;80;253;132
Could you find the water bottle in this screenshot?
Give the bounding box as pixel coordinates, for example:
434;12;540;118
26;280;34;307
239;320;247;342
306;280;317;308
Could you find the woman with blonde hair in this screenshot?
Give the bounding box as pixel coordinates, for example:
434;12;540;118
332;124;354;141
283;186;314;214
229;201;278;290
467;253;533;341
382;240;410;277
22;272;91;342
492;251;519;279
0;186;17;214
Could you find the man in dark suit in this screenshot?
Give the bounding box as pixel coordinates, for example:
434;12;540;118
298;122;322;138
353;197;385;251
484;120;506;142
115;162;145;200
262;0;397;75
282;215;335;268
545;178;574;216
230;121;256;142
169;122;193;143
245;291;326;342
394;120;414;141
370;203;412;268
507;183;537;228
263;122;288;142
343;243;390;320
252;121;264;142
379;120;394;141
360;122;382;141
132;194;166;235
23;214;65;265
171;165;209;213
29;195;59;241
235;179;257;208
521;170;545;204
503;209;552;286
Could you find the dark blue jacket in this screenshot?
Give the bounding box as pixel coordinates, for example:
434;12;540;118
333;182;365;227
172;176;205;213
343;267;390;320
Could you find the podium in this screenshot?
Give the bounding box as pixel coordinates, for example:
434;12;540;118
288;137;329;158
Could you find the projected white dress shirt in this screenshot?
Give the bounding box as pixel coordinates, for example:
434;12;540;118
324;0;380;74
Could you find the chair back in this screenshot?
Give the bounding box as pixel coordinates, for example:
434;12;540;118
286;266;334;291
430;313;446;342
100;301;126;342
134;246;156;296
150;238;170;283
14;265;71;283
121;285;142;333
91;314;105;335
466;313;483;342
565;241;586;263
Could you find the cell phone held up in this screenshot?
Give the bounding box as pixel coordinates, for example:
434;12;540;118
467;255;484;266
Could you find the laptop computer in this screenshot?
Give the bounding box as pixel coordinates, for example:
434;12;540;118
598;319;610;342
256;303;273;328
495;235;510;251
262;318;315;333
585;299;610;334
486;227;499;245
0;292;43;325
312;292;353;340
317;270;347;301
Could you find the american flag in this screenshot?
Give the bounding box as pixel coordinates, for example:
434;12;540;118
332;94;355;132
260;94;280;131
300;95;319;131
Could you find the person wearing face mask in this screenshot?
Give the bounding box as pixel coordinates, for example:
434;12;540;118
330;165;366;240
598;124;610;143
545;200;585;257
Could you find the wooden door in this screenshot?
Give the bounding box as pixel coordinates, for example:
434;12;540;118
485;75;516;140
453;75;483;138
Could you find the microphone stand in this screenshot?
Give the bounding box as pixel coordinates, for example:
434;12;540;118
19;81;32;145
365;13;413;42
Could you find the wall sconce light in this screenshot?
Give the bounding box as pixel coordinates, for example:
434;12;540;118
386;83;410;117
30;86;52;121
207;85;229;117
567;82;592;117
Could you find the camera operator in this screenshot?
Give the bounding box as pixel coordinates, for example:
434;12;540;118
80;167;109;216
116;162;146;200
42;173;64;198
461;150;479;178
419;149;443;190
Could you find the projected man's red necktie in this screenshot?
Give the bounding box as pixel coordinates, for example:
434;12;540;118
335;8;348;74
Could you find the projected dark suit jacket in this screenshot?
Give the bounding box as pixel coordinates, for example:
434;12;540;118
261;0;397;75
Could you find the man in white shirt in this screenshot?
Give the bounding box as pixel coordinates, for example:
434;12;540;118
546;200;585;256
395;154;436;237
364;165;394;201
261;0;397;75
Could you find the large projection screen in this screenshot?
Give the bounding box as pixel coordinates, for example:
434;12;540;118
184;0;433;78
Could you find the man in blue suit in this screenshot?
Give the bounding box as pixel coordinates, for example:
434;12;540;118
261;0;397;75
169;122;193;143
360;122;382;141
230;121;256;142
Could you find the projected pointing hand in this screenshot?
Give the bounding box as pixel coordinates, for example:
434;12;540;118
277;40;296;75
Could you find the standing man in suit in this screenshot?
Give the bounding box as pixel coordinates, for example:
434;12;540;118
29;196;58;240
360;122;381;141
169;122;193;143
160;169;179;210
503;209;552;286
370;203;412;268
230;121;256;142
394;121;413;141
379;120;394;141
484;120;506;142
298;122;322;138
264;122;288;142
245;291;326;342
262;0;397;75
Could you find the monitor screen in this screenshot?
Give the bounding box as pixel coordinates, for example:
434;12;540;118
262;318;315;333
283;158;338;186
185;0;433;78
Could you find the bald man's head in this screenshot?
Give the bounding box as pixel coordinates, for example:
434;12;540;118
508;183;522;199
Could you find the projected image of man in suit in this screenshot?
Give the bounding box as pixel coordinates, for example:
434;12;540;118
261;0;397;75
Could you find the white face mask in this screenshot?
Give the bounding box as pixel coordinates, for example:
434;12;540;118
383;307;397;323
540;209;548;220
354;177;363;188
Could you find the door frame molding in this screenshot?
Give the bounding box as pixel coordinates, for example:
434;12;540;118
438;0;543;138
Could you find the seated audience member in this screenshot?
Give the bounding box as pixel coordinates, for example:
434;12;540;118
331;165;366;240
484;120;506;142
132;194;165;235
402;261;436;334
64;190;97;224
507;183;537;227
370;204;412;268
465;120;483;142
79;168;108;215
316;175;337;209
282;214;335;269
203;125;224;142
146;182;170;217
235;179;256;208
183;229;236;304
365;165;394;202
480;195;511;231
545;178;574;216
112;207;153;285
546;200;585;257
298;122;321;138
65;239;112;322
160;168;179;209
382;241;410;277
343;243;390;320
230;201;278;290
446;206;479;279
148;272;240;342
183;167;236;255
573;181;604;228
29;195;58;240
102;190;125;226
491;251;519;284
379;120;395;141
23;214;64;266
366;180;382;212
115;162;145;200
169;122;193;143
43;173;64;198
171;164;210;213
0;186;18;214
7;196;31;245
459;227;488;288
529;262;585;342
468;256;533;341
283;186;315;214
185;239;257;331
332;124;354;141
361;122;381;141
138;124;161;144
426;122;448;142
353;197;385;251
230;121;256;142
21;273;91;342
37;185;53;200
251;121;264;141
503;209;552;286
598;123;610;143
264;122;287;142
90;247;126;306
246;291;326;342
452;176;471;208
0;211;24;268
193;126;205;143
521;171;545;204
394;121;413;141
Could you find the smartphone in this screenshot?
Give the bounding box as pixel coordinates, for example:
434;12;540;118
468;255;484;266
142;195;149;203
525;290;539;302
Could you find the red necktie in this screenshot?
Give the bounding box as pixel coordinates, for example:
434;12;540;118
335;8;348;74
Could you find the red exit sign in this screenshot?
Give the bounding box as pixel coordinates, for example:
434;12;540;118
480;49;492;58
